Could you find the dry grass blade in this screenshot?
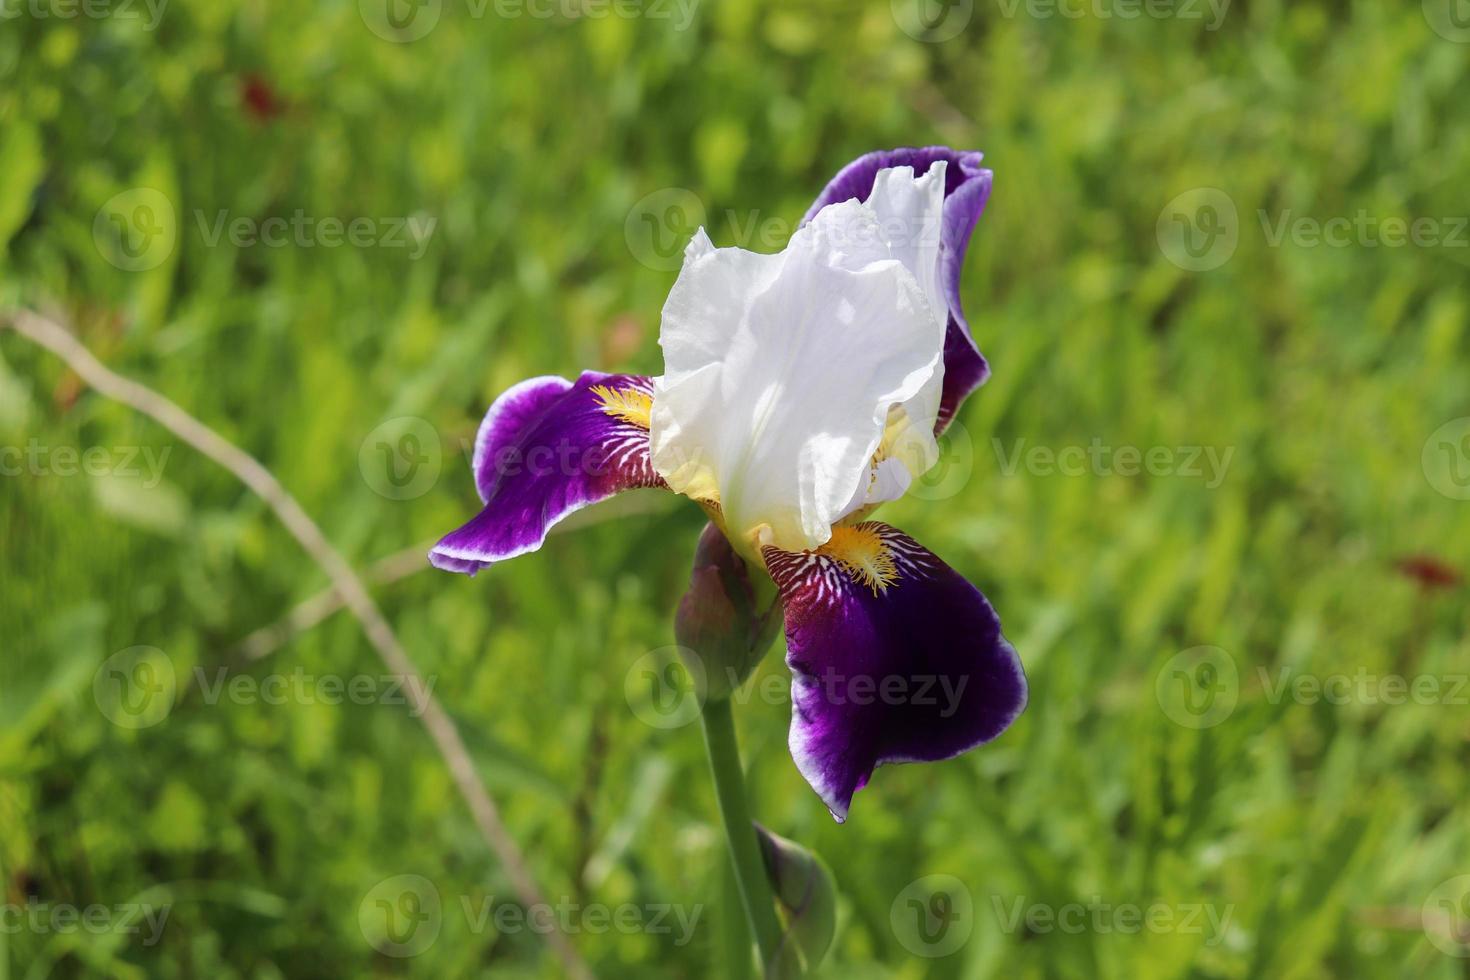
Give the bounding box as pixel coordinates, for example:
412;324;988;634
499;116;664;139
3;309;593;980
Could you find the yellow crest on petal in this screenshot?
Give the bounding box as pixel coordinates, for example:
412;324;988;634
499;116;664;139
591;384;652;430
819;523;899;595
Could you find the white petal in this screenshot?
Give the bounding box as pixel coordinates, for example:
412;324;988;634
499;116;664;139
650;196;945;554
865;163;949;332
863;163;948;476
836;453;913;520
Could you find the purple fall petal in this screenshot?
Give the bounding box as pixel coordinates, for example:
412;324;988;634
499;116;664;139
803;147;993;432
763;521;1026;822
430;371;664;575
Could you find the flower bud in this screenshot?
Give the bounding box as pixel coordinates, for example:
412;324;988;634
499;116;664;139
755;822;836;973
674;522;781;700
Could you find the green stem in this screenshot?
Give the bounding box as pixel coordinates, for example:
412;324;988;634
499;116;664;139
700;696;785;975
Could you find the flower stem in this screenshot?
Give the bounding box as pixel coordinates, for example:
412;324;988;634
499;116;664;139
700;696;786;975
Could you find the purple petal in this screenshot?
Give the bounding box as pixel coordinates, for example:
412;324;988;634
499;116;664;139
804;147;993;432
763;521;1026;821
431;371;665;575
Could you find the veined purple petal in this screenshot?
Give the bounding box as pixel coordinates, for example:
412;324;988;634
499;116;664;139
804;147;993;433
763;521;1026;822
469;375;574;503
430;371;665;575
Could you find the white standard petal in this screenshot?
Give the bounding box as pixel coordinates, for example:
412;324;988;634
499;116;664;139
650;196;946;555
864;162;949;333
862;163;949;479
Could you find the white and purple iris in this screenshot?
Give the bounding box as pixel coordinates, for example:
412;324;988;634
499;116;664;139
431;147;1027;822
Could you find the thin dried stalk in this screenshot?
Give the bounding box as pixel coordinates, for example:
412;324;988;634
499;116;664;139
233;542;433;661
4;309;592;980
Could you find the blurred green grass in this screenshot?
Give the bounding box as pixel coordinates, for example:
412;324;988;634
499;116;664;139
2;0;1469;976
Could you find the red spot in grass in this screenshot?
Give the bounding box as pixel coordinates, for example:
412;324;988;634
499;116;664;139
240;74;286;122
1395;555;1462;591
600;314;645;367
52;372;82;412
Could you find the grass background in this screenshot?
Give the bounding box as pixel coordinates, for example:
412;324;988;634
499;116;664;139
3;0;1470;976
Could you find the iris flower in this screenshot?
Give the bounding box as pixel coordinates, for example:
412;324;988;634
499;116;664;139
431;147;1027;821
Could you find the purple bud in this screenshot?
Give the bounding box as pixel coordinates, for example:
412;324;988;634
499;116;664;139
675;523;780;699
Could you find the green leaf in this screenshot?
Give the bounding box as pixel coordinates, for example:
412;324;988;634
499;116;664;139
0;120;43;257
